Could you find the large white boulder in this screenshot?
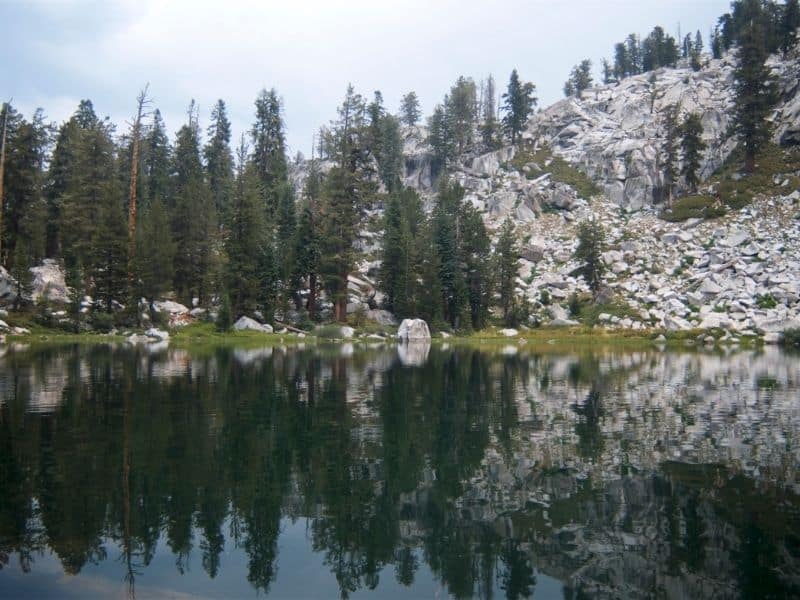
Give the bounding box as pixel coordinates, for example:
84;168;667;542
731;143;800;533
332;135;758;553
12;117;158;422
31;259;69;303
233;316;274;333
397;319;431;341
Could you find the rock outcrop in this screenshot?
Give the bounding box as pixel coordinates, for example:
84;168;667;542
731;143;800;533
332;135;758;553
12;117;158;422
397;319;431;341
233;316;274;333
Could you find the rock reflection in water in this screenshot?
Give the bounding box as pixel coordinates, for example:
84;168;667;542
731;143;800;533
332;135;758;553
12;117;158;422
0;343;799;599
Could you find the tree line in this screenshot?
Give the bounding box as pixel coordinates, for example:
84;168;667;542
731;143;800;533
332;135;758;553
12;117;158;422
0;68;535;331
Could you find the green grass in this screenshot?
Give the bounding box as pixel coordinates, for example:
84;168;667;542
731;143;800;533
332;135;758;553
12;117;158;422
509;145;601;200
714;144;800;210
171;322;312;347
660;194;727;222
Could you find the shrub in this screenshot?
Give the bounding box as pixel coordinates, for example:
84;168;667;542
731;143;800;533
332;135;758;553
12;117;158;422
779;328;800;349
756;294;778;309
660;195;726;222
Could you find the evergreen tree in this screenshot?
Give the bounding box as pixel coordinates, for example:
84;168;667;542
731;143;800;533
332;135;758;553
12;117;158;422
275;180;297;308
204;99;234;220
142;109;171;209
399;91;421;127
601;58;614;84
171;105;217;305
226;139;266;317
216;292;232;331
732;0;779;173
251;88;289;215
574;219;606;296
614;42;630;79
480;75;501;150
428;103;453;170
680;113;707;192
691;30;705;71
495;218;518;323
91;191;128;312
292;160;322;319
379;187;425;317
711;26;724;59
446;76;478;154
320;167;359;322
372;114;399;192
783;0;800;52
0;105;50;265
433;181;468;328
461;203;492;329
501;69;537;145
65;259;85;328
563;60;593;97
661;104;680;204
134;197;175;310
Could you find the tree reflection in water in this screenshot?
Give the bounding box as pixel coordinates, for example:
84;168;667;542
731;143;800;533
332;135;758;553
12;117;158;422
0;343;799;598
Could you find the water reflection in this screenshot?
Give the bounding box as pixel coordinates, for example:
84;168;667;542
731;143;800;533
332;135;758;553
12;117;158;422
0;343;799;598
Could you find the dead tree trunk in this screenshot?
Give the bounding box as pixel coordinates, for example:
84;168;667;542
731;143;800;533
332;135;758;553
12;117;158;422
0;102;9;265
127;85;150;286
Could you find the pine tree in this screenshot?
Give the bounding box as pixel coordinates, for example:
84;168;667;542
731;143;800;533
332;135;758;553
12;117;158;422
216;292;232;331
601;58;614;84
661;104;680;204
428;104;453;170
320;167;359;322
495;218;518;322
432;180;469;328
461;204;492;329
134;197;175;310
91;192;128;312
379;187;425;317
292;160;322;319
226;139;266;317
446;76;477;154
680;113;707;192
783;0;800;53
732;0;779;173
564;60;593;97
574;219;606;296
0;106;50;266
399;91;421;127
10;238;32;310
204;99;234;221
251;88;289;215
142;109;171;209
501;69;537;145
171;104;217;305
480;75;501;150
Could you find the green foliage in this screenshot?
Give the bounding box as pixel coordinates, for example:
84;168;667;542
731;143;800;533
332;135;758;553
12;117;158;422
680;113;707;192
512;146;600;199
660;104;680;204
495;218;519;323
779;327;800;349
715;145;800;209
216;293;233;332
399;91;421;127
501;69;537;145
660;195;726;222
135;197;175;305
756;293;778;309
379;187;426;318
732;0;780;174
574;219;606;295
563;60;593;97
251;88;288;214
204;99;234;218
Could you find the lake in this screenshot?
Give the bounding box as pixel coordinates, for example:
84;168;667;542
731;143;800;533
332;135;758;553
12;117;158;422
1;341;799;599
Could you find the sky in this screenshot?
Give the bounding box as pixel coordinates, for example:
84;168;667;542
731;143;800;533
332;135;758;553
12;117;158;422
1;0;733;157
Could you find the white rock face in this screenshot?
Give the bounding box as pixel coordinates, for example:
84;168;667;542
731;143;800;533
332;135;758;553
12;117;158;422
397;319;431;341
500;328;519;337
233;316;274;334
30;260;69;303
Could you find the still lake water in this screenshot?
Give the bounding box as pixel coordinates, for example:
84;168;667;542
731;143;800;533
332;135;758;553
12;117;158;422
0;341;799;599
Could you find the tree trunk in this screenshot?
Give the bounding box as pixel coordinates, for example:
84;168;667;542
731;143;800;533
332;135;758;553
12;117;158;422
127;86;150;284
306;272;317;320
0;103;8;265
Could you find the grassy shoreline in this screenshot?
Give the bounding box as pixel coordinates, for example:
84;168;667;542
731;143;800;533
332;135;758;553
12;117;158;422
2;321;765;351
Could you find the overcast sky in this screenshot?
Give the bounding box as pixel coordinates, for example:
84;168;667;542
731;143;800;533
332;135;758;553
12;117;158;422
2;0;732;156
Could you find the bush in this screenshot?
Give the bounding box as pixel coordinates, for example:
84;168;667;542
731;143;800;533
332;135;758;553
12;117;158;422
660;195;726;222
90;311;116;333
539;289;551;306
216;294;232;332
779;328;800;349
756;294;777;309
